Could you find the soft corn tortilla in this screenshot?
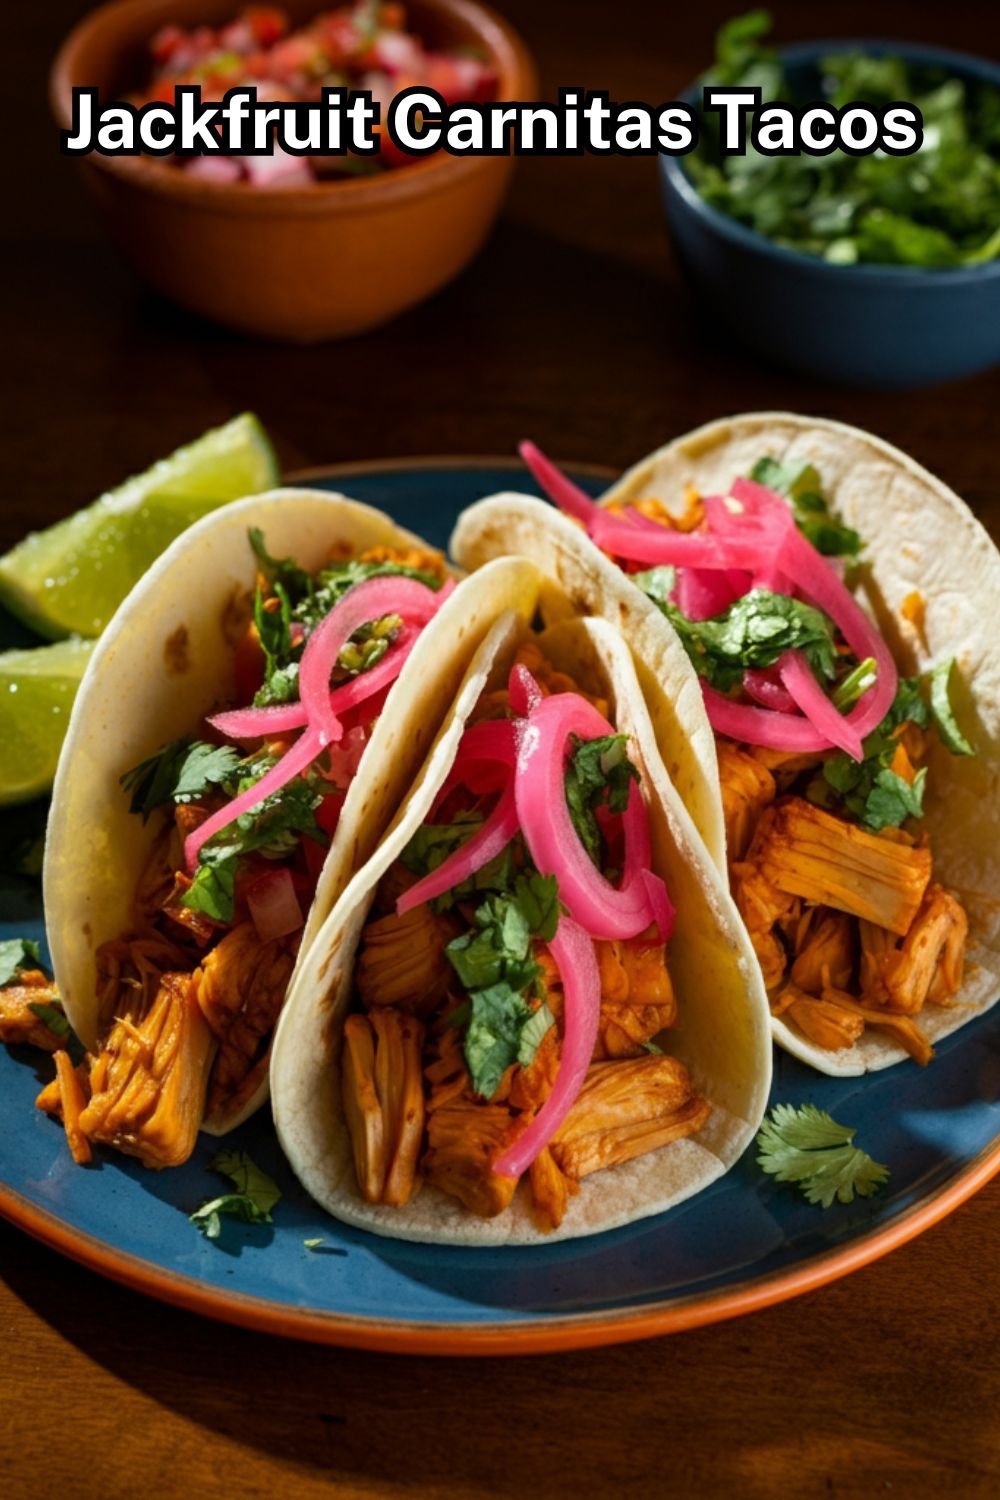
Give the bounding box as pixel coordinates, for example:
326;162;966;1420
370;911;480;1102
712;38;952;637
451;413;1000;1076
44;491;532;1132
271;569;772;1245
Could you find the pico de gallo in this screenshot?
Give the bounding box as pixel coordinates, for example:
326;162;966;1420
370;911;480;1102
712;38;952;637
0;530;454;1169
137;2;497;184
519;442;975;1067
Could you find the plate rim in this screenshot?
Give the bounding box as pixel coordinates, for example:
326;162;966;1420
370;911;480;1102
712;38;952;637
3;1139;1000;1355
3;454;998;1356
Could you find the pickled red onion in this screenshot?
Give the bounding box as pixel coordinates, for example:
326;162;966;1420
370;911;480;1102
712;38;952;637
396;786;519;914
300;576;448;747
702;685;835;752
518;440;602;525
209;625;420;740
742;669;797;713
779;650;864;760
676;567;750;621
491;915;600;1179
515;694;655;940
429;718;517;814
508;663;543;717
642;870;675;942
184;727;321;871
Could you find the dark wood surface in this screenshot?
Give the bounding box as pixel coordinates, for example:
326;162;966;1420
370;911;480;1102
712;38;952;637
3;1;1000;1495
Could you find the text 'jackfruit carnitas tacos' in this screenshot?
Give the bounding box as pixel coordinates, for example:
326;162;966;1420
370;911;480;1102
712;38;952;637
452;414;1000;1077
13;491;516;1171
271;563;771;1244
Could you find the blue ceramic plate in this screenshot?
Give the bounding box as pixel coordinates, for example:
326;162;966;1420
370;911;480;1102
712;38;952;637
2;459;999;1356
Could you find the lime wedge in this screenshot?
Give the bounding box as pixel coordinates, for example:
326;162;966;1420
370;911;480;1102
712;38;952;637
0;638;95;805
0;413;280;639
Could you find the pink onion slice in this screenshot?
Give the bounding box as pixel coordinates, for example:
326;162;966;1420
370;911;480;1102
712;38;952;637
428;719;517;815
396;786;519;915
209;625;420;740
702;684;836;753
676;566;750;621
184;727;320;872
508;664;543;717
491;915;600;1179
246;867;304;942
300;577;447;748
641;870;675;942
515;693;656;940
518;440;602;525
742;668;798;713
779;650;865;760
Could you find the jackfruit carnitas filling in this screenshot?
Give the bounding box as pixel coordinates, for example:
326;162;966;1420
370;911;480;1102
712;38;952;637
342;878;706;1232
728;775;966;1061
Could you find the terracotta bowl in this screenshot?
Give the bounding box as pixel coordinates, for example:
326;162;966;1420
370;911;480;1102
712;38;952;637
51;0;536;341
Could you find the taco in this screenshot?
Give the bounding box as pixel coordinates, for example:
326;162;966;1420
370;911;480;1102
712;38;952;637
35;490;522;1170
270;560;771;1244
451;414;1000;1077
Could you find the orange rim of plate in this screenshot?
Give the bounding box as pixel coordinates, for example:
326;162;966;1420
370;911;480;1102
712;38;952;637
3;454;998;1354
3;1141;1000;1355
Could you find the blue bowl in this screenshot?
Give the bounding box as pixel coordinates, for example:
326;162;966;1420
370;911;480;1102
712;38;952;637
660;41;1000;389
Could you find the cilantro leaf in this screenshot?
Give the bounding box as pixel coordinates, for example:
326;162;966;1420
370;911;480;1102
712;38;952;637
0;937;43;987
757;1103;890;1208
190;1149;282;1240
253;581;299;707
27;1000;86;1066
862;767;928;832
249;528;314;605
928;659;974;756
120;739;242;821
181;851;239;924
565;734;640;867
749;457;862;558
181;761;326;924
637;581;837;692
464;986;554;1100
441;871;562;1098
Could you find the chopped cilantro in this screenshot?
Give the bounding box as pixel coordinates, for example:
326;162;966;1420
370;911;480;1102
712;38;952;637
120;739;242;821
464;986;554;1101
181;760;327;925
190;1149;282;1240
636;578;837;692
249;528;314;605
565;734;640;867
813;663;972;831
690;16;1000;269
0;937;43;987
441;872;561;1098
756;1103;890;1208
749;457;862;558
253;581;299;708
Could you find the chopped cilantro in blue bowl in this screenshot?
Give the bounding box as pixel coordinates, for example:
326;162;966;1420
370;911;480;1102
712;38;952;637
660;29;1000;387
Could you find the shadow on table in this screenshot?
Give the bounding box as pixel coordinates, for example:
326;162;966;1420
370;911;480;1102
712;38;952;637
4;1196;999;1500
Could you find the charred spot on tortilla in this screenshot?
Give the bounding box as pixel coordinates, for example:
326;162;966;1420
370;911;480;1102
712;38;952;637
163;625;190;675
220;586;254;648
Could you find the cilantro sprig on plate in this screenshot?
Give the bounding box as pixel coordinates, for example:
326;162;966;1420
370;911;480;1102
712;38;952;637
190;1150;282;1240
756;1103;890;1207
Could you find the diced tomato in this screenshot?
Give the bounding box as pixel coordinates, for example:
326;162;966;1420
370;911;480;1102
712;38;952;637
151;25;187;66
247;6;290;47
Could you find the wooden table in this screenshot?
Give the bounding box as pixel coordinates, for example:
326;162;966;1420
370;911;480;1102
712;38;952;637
4;1;1000;1495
